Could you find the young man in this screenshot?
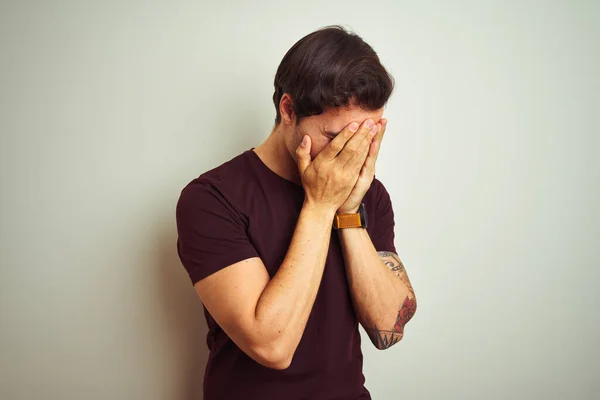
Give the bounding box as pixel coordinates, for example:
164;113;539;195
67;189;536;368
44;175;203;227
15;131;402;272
176;25;417;400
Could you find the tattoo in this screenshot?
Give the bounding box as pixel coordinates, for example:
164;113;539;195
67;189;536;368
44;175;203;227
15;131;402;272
365;296;417;349
365;326;403;349
365;252;417;349
377;251;414;292
394;296;417;334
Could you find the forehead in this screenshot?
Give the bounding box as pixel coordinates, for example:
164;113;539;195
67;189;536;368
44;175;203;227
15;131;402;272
318;105;384;130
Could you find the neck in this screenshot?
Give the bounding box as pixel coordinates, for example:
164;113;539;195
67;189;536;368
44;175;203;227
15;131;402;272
253;125;302;186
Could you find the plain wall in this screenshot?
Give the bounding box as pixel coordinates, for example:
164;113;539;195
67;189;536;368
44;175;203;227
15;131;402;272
1;1;599;399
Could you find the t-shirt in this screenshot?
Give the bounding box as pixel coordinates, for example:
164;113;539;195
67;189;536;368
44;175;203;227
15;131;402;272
176;148;397;400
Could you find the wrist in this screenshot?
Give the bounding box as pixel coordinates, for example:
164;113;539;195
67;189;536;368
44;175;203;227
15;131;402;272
337;206;360;214
302;200;337;221
333;203;368;230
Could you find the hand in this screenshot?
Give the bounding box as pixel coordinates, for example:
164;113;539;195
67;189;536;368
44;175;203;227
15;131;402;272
337;118;387;214
296;119;379;214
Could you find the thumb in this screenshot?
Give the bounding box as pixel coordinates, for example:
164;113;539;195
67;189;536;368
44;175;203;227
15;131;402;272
295;135;312;174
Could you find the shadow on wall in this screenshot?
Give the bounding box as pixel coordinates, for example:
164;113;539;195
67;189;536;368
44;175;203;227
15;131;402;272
157;225;209;400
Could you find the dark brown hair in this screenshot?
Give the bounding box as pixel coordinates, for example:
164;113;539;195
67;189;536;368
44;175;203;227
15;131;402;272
273;25;394;125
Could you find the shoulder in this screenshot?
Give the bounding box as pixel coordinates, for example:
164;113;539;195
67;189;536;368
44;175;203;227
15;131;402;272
365;177;392;205
177;150;255;218
363;177;395;225
179;149;254;200
371;177;388;194
186;149;253;189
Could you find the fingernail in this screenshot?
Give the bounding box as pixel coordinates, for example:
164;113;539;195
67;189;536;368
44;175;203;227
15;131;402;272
365;120;374;129
349;122;359;132
370;125;378;135
301;136;307;146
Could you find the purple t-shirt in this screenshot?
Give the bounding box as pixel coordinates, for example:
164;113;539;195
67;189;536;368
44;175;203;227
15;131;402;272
176;149;397;400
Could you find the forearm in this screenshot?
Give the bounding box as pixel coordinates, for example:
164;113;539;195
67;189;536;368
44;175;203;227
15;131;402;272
250;117;380;363
254;200;335;358
338;228;416;348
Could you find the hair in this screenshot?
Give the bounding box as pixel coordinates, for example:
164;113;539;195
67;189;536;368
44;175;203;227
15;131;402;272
273;25;394;125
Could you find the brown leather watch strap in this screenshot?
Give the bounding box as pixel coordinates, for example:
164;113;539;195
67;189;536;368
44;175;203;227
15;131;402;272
333;213;362;229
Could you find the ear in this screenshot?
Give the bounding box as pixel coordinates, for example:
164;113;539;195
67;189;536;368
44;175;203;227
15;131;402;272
279;93;296;126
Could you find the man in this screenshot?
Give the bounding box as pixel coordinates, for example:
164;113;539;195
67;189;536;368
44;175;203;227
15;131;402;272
176;25;417;400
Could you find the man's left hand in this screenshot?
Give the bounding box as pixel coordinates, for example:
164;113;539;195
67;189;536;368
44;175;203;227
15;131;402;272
337;118;388;214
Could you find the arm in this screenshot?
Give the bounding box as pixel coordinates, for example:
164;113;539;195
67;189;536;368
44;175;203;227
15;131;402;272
185;118;377;369
195;202;334;370
336;118;416;349
338;229;416;349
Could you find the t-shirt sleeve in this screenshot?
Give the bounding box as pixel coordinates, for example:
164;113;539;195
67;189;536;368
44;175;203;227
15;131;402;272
370;179;398;254
176;178;259;285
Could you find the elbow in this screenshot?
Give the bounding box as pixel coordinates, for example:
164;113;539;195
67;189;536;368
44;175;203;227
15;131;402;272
372;332;404;351
369;298;418;350
263;356;293;371
250;340;294;370
259;351;293;371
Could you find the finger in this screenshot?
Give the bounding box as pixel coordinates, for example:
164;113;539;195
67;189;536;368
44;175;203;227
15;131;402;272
295;135;312;174
375;118;387;147
363;119;387;172
338;119;377;169
317;121;360;161
347;121;378;173
362;137;379;176
360;160;375;184
351;161;375;198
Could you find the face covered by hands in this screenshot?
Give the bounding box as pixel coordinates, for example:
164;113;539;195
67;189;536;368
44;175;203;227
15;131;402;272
291;104;387;214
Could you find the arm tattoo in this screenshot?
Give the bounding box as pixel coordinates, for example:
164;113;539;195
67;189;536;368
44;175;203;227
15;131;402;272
365;252;417;349
365;296;417;349
377;251;414;292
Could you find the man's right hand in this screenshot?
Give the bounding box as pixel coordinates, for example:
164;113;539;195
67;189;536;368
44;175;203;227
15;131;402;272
296;119;379;213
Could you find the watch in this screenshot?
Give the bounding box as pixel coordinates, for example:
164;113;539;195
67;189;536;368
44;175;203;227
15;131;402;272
333;203;368;229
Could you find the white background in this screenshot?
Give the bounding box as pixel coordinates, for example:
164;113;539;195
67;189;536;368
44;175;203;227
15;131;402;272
1;1;599;399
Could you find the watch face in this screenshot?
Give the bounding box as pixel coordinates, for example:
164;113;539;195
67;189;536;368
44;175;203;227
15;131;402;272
359;203;368;228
